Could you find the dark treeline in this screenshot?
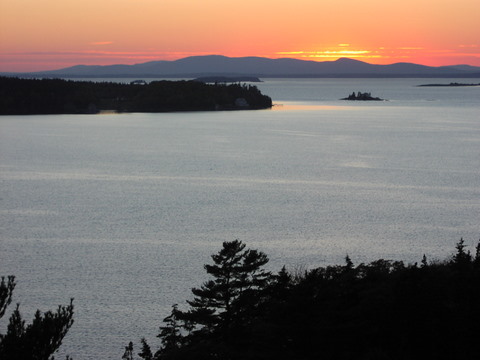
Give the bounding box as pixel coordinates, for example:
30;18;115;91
2;238;479;360
128;239;480;360
0;77;272;115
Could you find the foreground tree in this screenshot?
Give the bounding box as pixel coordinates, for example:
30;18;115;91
139;240;272;359
451;237;472;269
0;276;74;360
156;304;188;355
186;240;271;335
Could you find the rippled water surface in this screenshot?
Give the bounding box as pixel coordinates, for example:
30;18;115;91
1;78;479;359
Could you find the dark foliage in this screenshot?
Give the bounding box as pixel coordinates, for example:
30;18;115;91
123;341;134;360
0;276;15;319
0;276;74;360
0;76;272;115
134;238;480;360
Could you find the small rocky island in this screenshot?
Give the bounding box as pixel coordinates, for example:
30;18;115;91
341;91;384;101
0;76;272;115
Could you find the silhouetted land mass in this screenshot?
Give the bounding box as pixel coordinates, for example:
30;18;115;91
418;82;480;87
5;55;480;78
0;76;272;115
130;238;480;360
193;76;262;83
341;91;385;101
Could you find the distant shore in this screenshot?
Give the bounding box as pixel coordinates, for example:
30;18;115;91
3;55;480;79
418;82;480;87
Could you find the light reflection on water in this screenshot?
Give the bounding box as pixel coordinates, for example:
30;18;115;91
272;102;349;111
0;78;479;360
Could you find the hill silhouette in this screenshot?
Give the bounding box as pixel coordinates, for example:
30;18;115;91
5;55;480;78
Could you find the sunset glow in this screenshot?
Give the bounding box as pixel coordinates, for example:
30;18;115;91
277;47;380;60
1;0;479;72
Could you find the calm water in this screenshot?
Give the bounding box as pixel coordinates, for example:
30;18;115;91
1;78;479;359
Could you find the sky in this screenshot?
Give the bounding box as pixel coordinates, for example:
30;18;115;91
1;0;479;72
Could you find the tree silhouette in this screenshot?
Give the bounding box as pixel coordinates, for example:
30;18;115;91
146;240;273;359
451;238;472;270
122;341;134;360
185;240;271;335
138;338;153;360
0;281;74;360
0;276;15;319
156;304;189;354
474;239;480;268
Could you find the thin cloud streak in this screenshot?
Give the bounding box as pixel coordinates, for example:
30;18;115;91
0;50;215;70
90;41;114;46
2;50;200;57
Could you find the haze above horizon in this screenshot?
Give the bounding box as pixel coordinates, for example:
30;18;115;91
1;0;479;72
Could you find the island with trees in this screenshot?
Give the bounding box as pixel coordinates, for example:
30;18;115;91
341;91;385;101
0;76;272;115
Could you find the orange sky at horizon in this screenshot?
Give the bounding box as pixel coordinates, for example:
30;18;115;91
1;0;479;72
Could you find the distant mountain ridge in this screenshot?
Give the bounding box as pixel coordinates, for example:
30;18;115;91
6;55;480;78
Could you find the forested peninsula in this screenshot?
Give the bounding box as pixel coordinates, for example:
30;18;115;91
0;76;272;115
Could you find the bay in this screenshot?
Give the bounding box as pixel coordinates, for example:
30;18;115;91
0;78;479;359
